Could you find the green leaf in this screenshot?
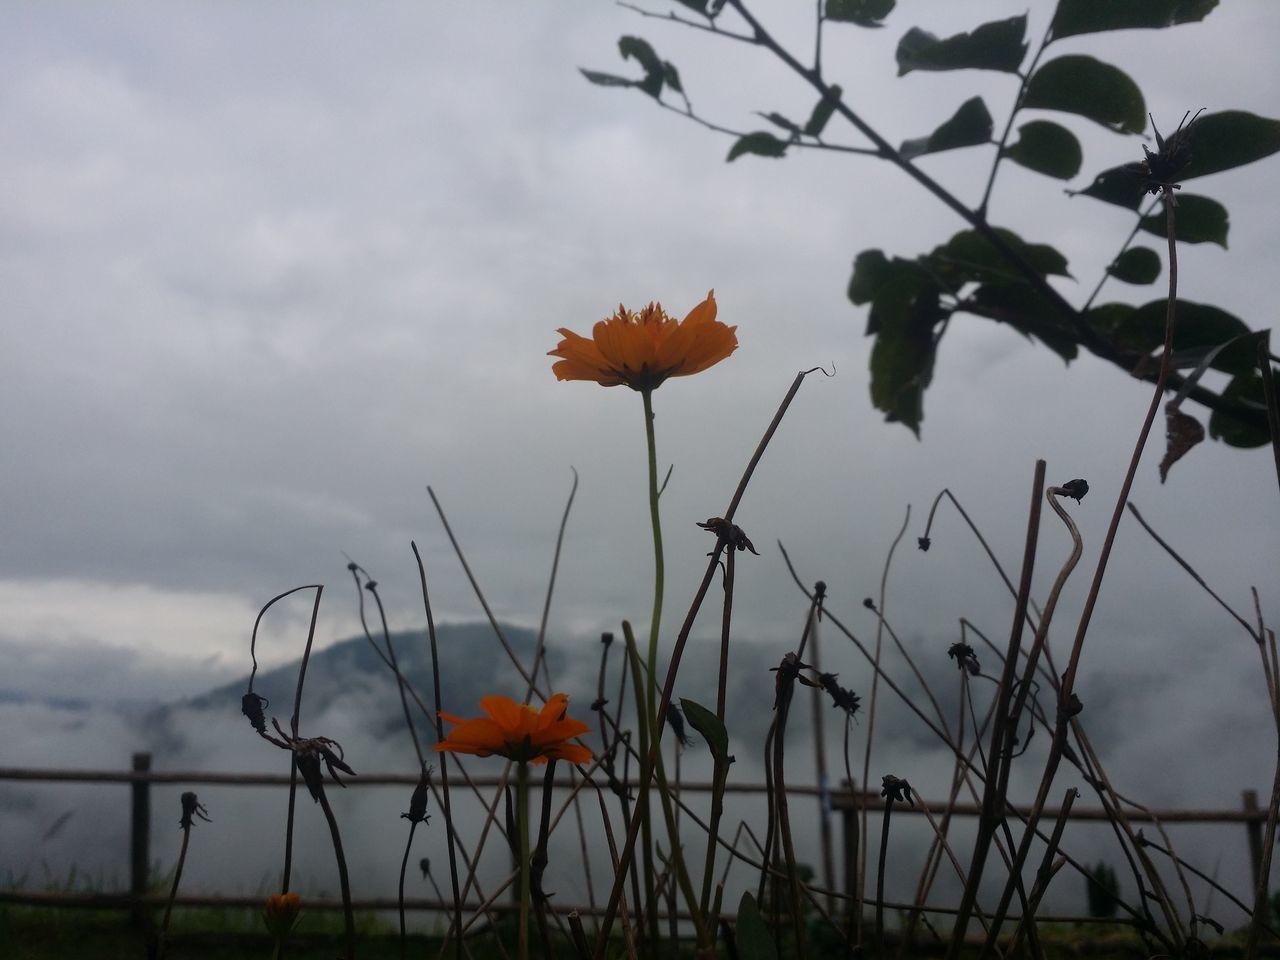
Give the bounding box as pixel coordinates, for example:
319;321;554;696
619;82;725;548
826;0;895;26
896;15;1027;75
848;250;892;306
618;36;666;97
1210;371;1269;447
1088;299;1254;374
726;131;789;162
932;227;1072;282
759;111;801;134
848;250;932;316
680;699;730;765
1179;110;1280;181
1134;301;1253;373
900;97;993;159
867;275;946;435
662;61;683;94
579;69;637;90
673;0;712;15
803;85;842;137
735;892;779;960
1085;302;1135;341
966;284;1079;362
1106;246;1161;284
1071;163;1148;209
1138;194;1228;247
1001;120;1082;179
1023;55;1146;134
1170;330;1266;407
1049;0;1218;40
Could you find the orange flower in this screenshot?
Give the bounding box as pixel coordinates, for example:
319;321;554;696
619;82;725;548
548;290;737;391
435;693;593;765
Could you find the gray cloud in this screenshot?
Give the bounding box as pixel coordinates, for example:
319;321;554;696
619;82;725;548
1;0;1277;933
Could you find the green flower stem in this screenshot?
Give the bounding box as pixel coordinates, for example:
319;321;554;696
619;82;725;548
641;387;664;721
624;627;709;947
631;391;711;954
622;621;660;950
518;761;530;960
640;387;664;955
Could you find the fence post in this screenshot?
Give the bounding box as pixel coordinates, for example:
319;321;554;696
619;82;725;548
1244;789;1263;903
130;752;152;929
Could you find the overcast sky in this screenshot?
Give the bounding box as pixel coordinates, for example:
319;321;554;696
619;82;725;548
3;0;1279;814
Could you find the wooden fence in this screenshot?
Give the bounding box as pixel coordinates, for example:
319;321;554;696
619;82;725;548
0;753;1268;919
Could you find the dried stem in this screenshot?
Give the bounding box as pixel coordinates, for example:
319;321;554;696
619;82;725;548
857;505;910;943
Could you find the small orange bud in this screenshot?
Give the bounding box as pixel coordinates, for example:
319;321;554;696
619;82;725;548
264;891;301;939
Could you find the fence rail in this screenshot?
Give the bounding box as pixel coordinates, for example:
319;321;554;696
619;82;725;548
1;754;1267;918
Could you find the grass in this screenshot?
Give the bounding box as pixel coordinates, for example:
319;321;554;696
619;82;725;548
2;902;1234;960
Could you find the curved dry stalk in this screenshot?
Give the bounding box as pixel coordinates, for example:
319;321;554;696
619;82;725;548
245;584;324;896
979;483;1087;954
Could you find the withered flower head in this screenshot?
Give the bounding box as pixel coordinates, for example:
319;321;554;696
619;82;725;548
917;536;932;552
881;774;915;806
287;732;357;802
402;765;433;825
666;701;692;747
548;291;737;391
771;652;808;710
1060;693;1084;720
696;517;758;554
241;692;269;735
819;673;861;716
947;642;981;676
1125;109;1205;195
178;791;211;830
1059;478;1089;503
436;693;593;766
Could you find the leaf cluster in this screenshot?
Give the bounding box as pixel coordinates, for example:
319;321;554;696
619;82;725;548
581;0;1280;450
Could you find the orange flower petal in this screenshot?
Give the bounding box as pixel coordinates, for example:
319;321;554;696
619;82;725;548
435;693;593;765
548;291;735;391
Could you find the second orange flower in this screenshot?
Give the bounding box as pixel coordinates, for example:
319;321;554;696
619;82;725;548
435;693;592;766
548;290;737;392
